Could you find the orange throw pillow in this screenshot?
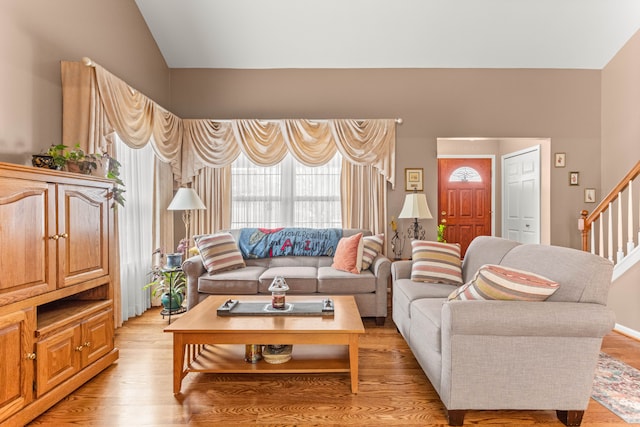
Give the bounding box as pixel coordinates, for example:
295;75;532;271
331;233;364;274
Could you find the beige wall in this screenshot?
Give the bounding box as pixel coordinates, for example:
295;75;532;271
171;68;601;249
0;0;170;166
602;30;640;191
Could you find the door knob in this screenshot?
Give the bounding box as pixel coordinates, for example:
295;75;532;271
441;211;446;215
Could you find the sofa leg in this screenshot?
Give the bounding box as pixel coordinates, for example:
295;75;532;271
556;410;584;426
447;410;465;426
375;317;385;326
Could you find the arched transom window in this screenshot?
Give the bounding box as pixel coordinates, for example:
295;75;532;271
449;166;482;182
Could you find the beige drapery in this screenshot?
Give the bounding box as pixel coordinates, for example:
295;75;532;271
62;60;397;291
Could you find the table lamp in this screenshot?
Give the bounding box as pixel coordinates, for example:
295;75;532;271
167;187;206;262
398;191;432;240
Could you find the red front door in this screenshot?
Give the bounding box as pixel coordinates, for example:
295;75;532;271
438;158;492;257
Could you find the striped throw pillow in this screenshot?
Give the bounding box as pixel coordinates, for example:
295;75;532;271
195;232;246;274
361;234;384;270
448;264;559;301
411;241;462;285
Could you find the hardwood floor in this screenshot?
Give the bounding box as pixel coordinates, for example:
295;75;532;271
27;306;640;426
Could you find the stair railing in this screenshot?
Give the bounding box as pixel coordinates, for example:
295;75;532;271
579;160;640;264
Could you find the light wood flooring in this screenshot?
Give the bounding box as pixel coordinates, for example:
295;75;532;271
28;306;640;426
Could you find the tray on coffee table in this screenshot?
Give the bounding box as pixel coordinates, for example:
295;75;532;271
216;298;334;317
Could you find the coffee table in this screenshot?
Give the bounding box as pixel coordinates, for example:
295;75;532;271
164;295;365;394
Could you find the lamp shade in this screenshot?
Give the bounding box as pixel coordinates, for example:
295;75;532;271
167;188;206;211
398;193;432;219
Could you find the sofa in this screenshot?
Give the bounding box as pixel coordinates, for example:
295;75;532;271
391;236;615;426
183;228;391;325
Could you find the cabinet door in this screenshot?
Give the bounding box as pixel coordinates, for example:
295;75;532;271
0;309;35;422
0;177;56;304
57;184;110;288
81;308;114;366
35;324;81;396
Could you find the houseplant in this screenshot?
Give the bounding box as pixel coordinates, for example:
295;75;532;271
144;265;186;312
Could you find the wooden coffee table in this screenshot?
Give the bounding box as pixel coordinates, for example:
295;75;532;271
164;295;365;394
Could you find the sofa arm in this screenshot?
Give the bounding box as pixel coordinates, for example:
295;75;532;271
183;255;206;310
442;300;616;338
391;260;412;281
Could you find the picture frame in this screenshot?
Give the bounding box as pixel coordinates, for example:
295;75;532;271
585;188;596;203
405;168;424;191
569;171;579;186
554;152;566;168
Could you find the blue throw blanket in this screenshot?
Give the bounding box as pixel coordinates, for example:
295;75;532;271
238;228;342;258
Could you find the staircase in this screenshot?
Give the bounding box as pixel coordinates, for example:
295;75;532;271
579;160;640;339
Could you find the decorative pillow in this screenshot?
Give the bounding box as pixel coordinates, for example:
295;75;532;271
411;240;463;285
448;264;560;301
361;234;384;270
331;233;364;274
195;232;246;274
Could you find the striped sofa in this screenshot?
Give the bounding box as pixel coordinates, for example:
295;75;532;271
391;236;615;426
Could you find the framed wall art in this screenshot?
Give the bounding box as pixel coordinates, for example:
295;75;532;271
554;152;566;168
405;168;424;191
569;171;579;186
585;188;596;203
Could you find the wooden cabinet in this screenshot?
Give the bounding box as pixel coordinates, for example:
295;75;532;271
0;162;119;427
0;309;35;422
36;303;113;396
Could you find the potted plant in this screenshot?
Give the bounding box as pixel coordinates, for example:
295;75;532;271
144;265;186;312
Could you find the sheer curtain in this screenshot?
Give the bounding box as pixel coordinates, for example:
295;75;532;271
116;135;155;321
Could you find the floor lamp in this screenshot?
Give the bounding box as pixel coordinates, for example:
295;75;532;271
398;191;432;240
167;188;206;262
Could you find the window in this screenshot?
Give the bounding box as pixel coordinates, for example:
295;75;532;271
449;166;482;182
231;152;342;228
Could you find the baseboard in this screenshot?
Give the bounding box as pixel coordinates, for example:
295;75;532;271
614;323;640;341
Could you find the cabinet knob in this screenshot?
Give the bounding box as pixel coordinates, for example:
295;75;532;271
84;341;92;348
59;233;68;239
75;345;84;352
26;353;36;360
48;234;59;240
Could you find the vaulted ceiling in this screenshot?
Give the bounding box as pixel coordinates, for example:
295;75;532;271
135;0;640;70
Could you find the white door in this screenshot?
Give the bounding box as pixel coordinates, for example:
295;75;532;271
502;146;540;244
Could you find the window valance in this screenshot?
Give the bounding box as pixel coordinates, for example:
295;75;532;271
62;60;397;188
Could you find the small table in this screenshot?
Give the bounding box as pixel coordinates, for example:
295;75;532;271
164;295;365;394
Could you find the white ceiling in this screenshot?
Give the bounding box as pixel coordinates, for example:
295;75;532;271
135;0;640;70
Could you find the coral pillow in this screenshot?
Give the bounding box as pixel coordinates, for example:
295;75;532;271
361;234;384;270
411;240;463;286
331;233;364;274
448;264;560;301
195;232;246;274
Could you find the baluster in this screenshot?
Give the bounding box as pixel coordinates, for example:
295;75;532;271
617;193;624;263
628;181;635;254
591;219;595;255
608;203;613;262
599;212;604;258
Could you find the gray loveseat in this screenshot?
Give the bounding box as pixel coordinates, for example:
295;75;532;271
184;228;391;325
391;236;615;426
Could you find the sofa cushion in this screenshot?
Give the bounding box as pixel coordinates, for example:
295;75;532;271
317;266;377;293
411;241;463;286
448;264;559;301
195;232;246;274
393;279;458;324
362;234;384;270
198;266;264;294
258;267;318;293
331;232;364;274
